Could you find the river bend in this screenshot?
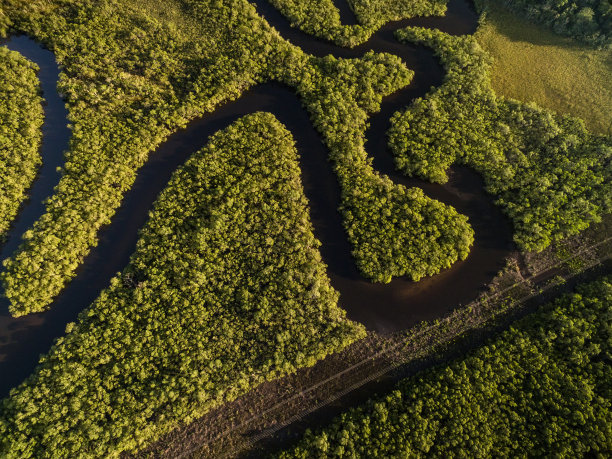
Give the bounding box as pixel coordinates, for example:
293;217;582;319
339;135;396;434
0;0;513;397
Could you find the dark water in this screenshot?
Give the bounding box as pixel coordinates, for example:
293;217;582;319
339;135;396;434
335;0;359;25
0;0;513;397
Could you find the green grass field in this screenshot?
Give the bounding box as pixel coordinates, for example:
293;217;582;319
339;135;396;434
475;0;612;135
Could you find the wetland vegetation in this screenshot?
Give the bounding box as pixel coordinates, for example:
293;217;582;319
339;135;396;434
266;0;447;45
388;26;612;252
0;47;43;240
0;0;474;316
0;114;365;456
0;0;610;456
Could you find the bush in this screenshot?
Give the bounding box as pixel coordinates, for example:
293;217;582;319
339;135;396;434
2;0;475;315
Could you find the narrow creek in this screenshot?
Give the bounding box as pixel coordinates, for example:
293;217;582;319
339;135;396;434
0;0;513;397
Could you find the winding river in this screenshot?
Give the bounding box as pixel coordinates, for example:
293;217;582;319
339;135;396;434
0;0;513;398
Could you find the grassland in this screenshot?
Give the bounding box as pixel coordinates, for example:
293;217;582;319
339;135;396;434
475;0;612;134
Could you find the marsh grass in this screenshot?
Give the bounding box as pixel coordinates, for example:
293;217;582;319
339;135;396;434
475;0;612;135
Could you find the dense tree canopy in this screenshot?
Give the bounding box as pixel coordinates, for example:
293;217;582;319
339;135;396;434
503;0;612;47
388;27;612;251
267;0;446;46
2;0;278;316
276;275;612;457
0;46;43;240
1;0;474;315
281;53;474;283
0;1;610;456
0;113;365;457
350;0;447;28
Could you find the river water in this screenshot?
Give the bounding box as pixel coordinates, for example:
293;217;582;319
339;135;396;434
0;0;513;397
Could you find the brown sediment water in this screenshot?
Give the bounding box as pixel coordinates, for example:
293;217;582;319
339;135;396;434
0;0;513;397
